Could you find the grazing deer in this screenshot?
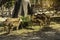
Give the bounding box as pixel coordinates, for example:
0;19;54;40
32;14;43;26
3;18;22;33
31;13;50;26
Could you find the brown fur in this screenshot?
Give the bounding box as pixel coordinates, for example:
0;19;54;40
3;18;22;33
32;13;50;26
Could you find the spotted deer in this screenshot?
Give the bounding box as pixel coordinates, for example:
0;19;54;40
31;13;50;26
3;18;22;33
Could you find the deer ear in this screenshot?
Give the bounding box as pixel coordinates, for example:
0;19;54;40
6;18;9;21
6;19;8;21
18;18;20;20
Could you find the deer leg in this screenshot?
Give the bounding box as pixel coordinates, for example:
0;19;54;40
7;23;13;33
16;26;18;32
10;27;13;33
4;26;8;32
7;27;10;33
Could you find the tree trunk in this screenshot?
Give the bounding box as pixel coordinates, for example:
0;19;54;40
12;0;33;18
12;0;22;18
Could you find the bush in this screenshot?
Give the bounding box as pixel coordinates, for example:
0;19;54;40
19;16;32;28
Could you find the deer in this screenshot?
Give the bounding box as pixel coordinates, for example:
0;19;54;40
3;18;22;33
31;13;50;27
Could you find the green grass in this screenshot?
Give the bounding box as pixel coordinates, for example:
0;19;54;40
11;26;42;35
0;25;42;35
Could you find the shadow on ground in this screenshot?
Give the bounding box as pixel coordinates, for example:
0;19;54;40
0;26;60;40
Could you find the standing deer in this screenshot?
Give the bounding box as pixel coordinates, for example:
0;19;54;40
3;18;22;33
31;13;50;27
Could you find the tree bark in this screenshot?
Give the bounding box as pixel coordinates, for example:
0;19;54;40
12;0;33;18
12;0;22;18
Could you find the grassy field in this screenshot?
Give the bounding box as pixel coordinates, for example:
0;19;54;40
0;21;60;40
0;25;42;35
50;22;60;31
0;17;60;36
0;22;60;35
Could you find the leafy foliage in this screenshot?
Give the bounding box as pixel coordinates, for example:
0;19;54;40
19;16;32;28
4;0;15;9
